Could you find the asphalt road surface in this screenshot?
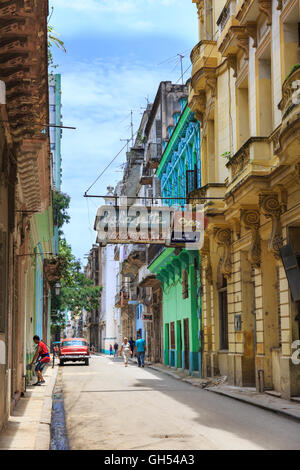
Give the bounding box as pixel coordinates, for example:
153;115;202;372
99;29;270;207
60;355;300;450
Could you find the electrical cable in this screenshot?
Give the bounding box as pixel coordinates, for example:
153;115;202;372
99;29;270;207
84;132;138;195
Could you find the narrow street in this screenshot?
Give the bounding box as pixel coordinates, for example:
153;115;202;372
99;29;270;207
60;356;300;451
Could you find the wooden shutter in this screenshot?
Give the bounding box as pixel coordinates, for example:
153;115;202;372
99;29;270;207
155;120;162;143
182;269;189;299
170;322;175;349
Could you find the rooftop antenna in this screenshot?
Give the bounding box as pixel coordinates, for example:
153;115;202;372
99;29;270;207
120;138;131;152
177;54;185;85
130;110;134;145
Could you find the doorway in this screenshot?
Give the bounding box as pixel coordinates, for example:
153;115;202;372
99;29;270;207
183;318;189;370
177;320;182;368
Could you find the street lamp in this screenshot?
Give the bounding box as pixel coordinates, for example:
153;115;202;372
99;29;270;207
54;281;61;296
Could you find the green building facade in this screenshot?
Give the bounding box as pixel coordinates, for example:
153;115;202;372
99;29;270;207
149;101;202;375
149;248;202;375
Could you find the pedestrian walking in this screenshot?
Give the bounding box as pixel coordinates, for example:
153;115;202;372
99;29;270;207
135;334;146;368
29;335;50;385
119;337;132;367
113;342;118;358
129;337;135;355
109;344;113;356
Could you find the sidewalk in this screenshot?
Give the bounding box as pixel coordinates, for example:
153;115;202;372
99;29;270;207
0;364;58;450
148;362;300;423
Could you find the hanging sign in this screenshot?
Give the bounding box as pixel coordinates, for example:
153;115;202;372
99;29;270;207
95;199;205;250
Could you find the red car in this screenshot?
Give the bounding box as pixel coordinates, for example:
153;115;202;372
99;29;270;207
59;338;90;366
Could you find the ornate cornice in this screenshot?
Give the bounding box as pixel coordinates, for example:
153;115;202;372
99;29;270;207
0;0;49;148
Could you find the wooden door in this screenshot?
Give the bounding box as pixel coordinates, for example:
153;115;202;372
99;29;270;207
183;318;189;370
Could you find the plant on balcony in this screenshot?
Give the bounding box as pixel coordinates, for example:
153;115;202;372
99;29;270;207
220;151;232;161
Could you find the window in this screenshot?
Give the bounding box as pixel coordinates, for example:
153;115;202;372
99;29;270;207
62;340;86;347
170;322;175;350
182;269;189;299
219;276;228;350
236;76;250;147
257;44;272;136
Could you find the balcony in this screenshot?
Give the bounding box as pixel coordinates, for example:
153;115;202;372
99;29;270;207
226;137;271;185
146;143;162;169
188;183;226;215
115;290;129;308
121;245;146;277
190;40;219;93
277;65;300;163
217;15;255;63
236;0;271;27
140;165;153;186
189;40;219;124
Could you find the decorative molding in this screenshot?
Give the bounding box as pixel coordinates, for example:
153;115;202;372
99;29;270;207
206;73;217;98
190;91;206;127
200;236;213;284
227;54;237;78
214;227;232;278
237;34;250;60
227;145;250;179
258;0;272;26
259;192;283;258
245;22;258;48
241;209;261;267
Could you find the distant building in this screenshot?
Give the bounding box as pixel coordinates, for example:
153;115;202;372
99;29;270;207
49;74;63;191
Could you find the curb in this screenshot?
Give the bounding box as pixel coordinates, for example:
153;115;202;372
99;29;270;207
148;364;182;381
206;387;300;424
145;363;300;424
35;367;58;450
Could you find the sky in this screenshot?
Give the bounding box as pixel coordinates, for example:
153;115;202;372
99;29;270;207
50;0;198;265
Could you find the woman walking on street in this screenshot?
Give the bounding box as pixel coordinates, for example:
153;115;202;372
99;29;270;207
119;337;132;367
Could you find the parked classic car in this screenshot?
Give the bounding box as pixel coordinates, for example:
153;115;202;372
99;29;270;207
59;338;90;366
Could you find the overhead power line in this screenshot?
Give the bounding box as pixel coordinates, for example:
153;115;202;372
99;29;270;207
84;131;138;196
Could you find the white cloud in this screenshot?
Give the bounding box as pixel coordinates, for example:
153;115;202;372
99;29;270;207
50;0;197;39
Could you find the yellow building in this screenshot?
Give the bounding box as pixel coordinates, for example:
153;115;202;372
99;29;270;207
189;0;300;398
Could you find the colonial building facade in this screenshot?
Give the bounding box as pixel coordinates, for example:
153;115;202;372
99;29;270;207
0;0;57;431
189;0;300;397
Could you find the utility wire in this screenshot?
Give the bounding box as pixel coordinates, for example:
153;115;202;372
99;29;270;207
176;29;219;85
84;131;138;196
85;34;220;197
